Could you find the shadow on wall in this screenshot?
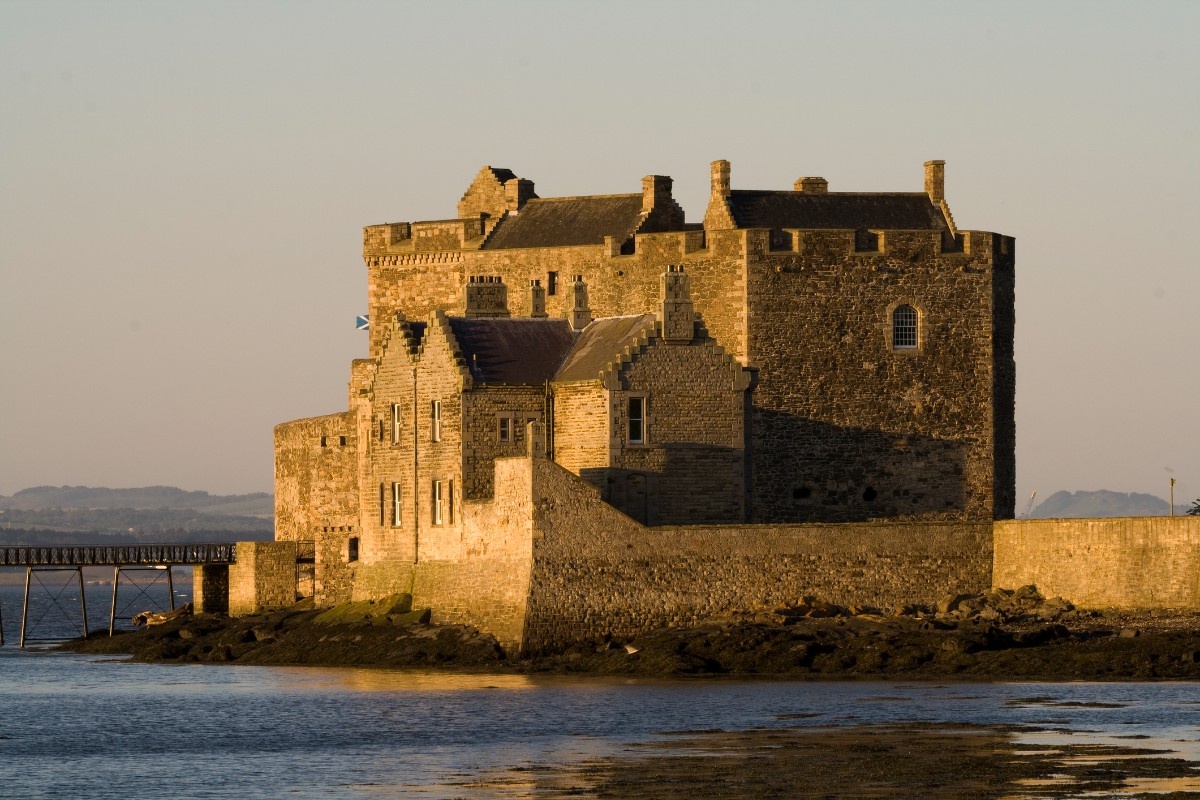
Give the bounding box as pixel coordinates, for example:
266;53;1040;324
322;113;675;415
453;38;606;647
578;444;747;526
753;411;970;523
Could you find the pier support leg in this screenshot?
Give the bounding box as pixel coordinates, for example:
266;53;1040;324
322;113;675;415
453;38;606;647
77;567;88;639
20;567;31;649
109;566;121;637
167;566;175;611
0;589;5;646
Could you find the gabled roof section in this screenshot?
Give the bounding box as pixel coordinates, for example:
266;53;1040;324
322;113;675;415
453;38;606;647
482;194;646;250
727;191;948;231
446;317;576;386
554;314;657;383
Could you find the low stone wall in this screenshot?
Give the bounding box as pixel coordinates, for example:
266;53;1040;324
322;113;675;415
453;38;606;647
523;458;992;653
228;542;299;615
994;517;1200;609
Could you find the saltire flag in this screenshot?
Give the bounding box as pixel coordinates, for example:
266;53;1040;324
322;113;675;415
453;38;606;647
355;315;369;331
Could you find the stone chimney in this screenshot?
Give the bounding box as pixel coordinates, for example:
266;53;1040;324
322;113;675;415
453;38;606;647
464;276;510;318
660;265;694;343
710;159;731;197
526;278;547;318
704;159;737;231
924;160;945;203
642;175;673;213
567;274;592;332
504;178;536;213
794;177;828;194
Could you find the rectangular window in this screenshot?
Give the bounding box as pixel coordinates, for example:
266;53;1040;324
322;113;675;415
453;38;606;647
628;397;645;444
498;416;511;443
547;271;558;296
447;480;455;524
378;483;386;526
392;403;402;444
348;537;359;563
432;480;444;526
431;400;442;442
392;482;402;526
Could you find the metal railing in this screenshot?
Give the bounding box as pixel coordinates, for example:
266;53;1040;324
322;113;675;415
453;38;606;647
0;543;237;567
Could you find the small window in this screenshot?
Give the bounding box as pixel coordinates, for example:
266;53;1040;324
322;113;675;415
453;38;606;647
892;305;918;350
320;436;327;448
431;400;442;442
339;435;347;447
447;479;455;524
347;537;359;562
498;416;511;443
392;403;402;444
392;482;402;526
547;271;558;296
378;418;385;441
378;483;386;526
432;480;443;526
628;397;645;445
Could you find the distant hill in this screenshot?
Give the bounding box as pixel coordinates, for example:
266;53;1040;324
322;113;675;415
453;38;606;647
0;485;273;543
0;485;272;517
1031;490;1191;519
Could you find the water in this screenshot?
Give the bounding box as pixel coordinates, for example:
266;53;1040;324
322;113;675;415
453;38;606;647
3;581;1200;798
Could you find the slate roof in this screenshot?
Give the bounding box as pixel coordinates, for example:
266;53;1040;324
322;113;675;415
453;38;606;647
446;317;576;385
554;314;657;383
726;191;948;231
482;195;646;250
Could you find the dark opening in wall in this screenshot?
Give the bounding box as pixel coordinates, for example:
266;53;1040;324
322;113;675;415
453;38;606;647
862;487;878;502
347;537;359;562
339;436;347;447
320;436;327;447
547;271;558;295
793;486;812;500
854;229;880;252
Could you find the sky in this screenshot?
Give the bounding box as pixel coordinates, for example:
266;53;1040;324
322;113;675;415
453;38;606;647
1;0;1197;509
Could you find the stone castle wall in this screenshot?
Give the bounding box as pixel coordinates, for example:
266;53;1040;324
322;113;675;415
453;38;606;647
523;456;992;653
744;229;1015;523
274;413;359;541
994;517;1200;608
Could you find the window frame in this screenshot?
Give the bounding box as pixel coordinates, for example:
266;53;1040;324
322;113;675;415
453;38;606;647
391;481;402;526
886;301;925;353
431;399;442;442
392;403;402;444
432;480;443;526
498;415;512;443
627;395;647;445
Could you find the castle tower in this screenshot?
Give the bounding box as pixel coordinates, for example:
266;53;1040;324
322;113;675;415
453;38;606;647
464;276;510;318
567;275;592;332
526;279;547;318
660;265;694;342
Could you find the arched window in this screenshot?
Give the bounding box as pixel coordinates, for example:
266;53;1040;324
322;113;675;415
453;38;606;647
892;305;918;350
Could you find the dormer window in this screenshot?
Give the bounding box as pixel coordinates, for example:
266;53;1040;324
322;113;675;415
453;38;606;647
892;305;919;350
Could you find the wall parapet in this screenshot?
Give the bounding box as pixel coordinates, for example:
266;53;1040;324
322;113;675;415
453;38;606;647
994;517;1200;609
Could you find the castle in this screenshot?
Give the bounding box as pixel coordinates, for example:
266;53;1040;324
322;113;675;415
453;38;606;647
220;159;1024;651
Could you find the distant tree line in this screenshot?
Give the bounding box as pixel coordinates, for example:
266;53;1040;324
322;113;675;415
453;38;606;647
0;527;273;547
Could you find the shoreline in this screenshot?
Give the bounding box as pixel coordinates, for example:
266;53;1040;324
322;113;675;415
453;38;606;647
59;588;1200;681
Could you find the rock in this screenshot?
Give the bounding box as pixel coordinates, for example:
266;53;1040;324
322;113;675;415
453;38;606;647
251;626;276;643
1119;628;1140;638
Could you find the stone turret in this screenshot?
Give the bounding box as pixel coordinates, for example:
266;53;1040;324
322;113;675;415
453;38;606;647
660;265;694;342
567;275;591;332
924;160;945;202
464;276;510;318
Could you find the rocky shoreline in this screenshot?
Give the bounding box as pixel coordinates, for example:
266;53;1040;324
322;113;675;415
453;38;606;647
62;586;1200;680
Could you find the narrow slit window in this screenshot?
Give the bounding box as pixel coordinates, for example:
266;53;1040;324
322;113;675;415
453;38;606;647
392;482;402;526
498;416;511;443
547;271;558;296
347;537;359;563
447;479;455;524
392;403;402;444
431;400;442;442
432;480;443;526
628;397;645;445
892;305;918;350
378;483;386;526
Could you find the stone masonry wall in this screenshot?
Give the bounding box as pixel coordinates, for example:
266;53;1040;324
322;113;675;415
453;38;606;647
461;386;545;499
994;518;1200;609
608;334;748;524
522;457;991;653
745;228;1014;523
274;413;358;541
228;541;299;615
551;382;609;478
